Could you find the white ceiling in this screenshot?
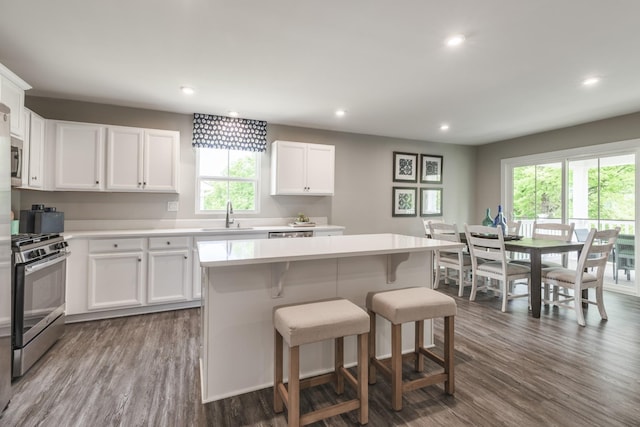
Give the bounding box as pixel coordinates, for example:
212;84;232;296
1;0;640;145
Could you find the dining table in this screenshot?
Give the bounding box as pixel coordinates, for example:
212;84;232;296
499;237;584;318
448;233;584;318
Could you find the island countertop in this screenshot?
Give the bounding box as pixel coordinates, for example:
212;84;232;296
197;233;464;267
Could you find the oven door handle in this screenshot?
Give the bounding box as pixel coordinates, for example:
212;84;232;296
24;253;70;275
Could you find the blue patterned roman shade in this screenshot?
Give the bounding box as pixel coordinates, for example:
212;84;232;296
192;113;267;152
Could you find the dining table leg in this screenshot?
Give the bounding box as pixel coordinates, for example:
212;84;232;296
530;249;542;318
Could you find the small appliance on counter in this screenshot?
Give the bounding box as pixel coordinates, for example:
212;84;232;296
20;205;64;234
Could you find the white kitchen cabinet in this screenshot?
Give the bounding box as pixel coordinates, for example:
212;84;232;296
55;121;105;190
106;127;179;192
147;236;190;304
87;238;145;311
26;110;45;189
270;140;335;195
192;247;202;299
0;63;30;139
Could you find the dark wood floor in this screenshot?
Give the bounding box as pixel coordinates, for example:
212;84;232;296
2;285;640;426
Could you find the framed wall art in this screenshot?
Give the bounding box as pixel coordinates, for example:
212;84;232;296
420;188;442;217
392;187;417;217
420;154;443;184
393;152;418;182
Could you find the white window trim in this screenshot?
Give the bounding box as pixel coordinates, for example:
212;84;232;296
195;149;261;215
501;137;640;296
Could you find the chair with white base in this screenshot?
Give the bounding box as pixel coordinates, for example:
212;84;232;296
542;228;619;326
464;224;531;312
428;221;472;297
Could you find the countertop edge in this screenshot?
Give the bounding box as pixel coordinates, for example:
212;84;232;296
63;225;346;239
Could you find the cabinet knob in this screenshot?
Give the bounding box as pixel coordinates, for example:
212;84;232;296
143;182;147;186
166;241;171;245
114;244;118;248
138;182;142;186
96;181;99;184
184;255;188;260
138;258;142;262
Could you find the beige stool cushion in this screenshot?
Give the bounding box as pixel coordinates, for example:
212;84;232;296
366;287;457;324
274;298;370;347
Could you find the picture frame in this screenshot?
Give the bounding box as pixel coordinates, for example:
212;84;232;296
420;154;443;184
393;152;418;182
392;187;417;217
420;188;443;217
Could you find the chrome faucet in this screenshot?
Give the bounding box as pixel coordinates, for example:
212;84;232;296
225;200;234;228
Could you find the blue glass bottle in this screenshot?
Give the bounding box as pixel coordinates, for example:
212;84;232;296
493;205;507;234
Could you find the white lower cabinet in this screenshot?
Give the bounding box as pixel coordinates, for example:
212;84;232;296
87;238;145;311
147;236;190;304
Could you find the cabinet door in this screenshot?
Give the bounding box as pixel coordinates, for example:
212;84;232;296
55;122;105;190
271;140;307;194
0;77;25;139
106;126;144;191
305;143;335;195
88;252;144;310
143;129;179;192
28;112;45;189
147;249;189;304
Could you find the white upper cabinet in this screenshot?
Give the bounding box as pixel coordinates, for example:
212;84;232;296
55;121;105;190
0;63;31;140
106;126;144;191
106;127;179;192
27;110;45;189
270;140;335;195
143;129;180;192
53;120;180;193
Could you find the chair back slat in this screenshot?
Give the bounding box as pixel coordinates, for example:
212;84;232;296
532;222;575;242
464;224;507;264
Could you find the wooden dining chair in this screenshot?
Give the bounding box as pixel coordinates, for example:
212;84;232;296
428;221;472;296
464;224;531;312
542;228;619;326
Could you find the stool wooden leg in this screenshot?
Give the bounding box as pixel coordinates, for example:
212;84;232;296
391;323;402;411
368;310;377;385
358;332;369;425
414;320;424;372
289;345;300;427
335;337;344;394
444;316;455;395
274;330;284;413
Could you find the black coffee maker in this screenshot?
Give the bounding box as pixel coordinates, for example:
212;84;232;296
19;204;65;234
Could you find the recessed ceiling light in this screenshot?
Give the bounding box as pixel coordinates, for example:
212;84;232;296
440;124;450;131
582;77;600;86
335;109;346;117
228;111;239;117
445;34;466;47
181;86;194;95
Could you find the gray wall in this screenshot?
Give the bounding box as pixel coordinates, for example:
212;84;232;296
21;96;477;236
475;111;640;221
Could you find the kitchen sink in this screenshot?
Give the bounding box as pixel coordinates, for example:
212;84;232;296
200;227;254;232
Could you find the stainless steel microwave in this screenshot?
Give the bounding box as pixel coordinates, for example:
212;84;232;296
11;138;22;187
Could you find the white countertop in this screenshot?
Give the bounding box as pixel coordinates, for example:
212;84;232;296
198;233;464;267
63;224;345;239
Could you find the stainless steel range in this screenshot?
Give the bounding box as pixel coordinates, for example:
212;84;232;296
11;233;69;377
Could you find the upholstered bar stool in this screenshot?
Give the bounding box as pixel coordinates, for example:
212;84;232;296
366;287;457;411
273;298;370;427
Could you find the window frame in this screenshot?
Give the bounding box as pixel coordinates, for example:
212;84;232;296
195;148;261;215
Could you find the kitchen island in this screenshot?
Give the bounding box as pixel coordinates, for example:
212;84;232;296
197;233;463;403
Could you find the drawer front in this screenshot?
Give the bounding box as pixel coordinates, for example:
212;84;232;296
149;236;191;249
89;238;145;252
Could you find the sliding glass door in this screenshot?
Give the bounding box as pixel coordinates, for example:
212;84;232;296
504;144;637;294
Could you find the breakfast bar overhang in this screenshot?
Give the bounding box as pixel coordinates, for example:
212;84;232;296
197;233;464;403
